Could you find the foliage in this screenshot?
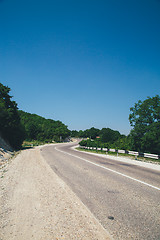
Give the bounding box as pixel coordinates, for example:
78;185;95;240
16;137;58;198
0;83;25;149
99;128;121;143
22;140;51;148
83;127;100;139
129;95;160;127
129;95;160;154
79;95;160;155
78;127;123;149
79;139;88;147
70;130;79;137
1;83;159;155
19;110;70;142
110;135;133;150
71;127;121;142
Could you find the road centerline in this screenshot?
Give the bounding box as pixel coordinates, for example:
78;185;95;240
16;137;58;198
55;147;160;191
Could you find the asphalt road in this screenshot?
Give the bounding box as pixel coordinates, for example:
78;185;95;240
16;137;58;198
41;142;160;240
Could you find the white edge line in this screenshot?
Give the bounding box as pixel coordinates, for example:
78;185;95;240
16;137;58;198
55;147;160;191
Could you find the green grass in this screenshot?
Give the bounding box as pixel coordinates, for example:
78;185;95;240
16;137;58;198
76;147;160;164
22;140;53;149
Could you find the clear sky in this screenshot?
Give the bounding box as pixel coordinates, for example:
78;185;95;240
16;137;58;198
0;0;160;135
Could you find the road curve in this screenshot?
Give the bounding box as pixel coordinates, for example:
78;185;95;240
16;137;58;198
41;142;160;240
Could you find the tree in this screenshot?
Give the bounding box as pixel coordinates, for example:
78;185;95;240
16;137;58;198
129;95;160;154
85;127;100;139
78;130;85;138
111;135;133;150
19;110;70;142
70;130;79;137
141;122;160;154
0;83;25;149
100;128;121;143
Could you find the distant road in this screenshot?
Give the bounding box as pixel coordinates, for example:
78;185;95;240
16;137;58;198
41;142;160;240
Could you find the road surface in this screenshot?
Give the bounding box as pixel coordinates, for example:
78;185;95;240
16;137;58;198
41;142;160;240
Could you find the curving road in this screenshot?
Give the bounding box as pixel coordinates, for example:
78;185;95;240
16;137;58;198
41;142;160;240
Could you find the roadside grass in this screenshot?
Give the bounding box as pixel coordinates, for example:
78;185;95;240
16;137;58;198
76;147;160;164
22;140;54;149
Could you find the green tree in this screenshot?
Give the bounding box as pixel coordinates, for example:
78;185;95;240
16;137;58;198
79;139;87;146
111;135;133;150
70;130;79;137
129;95;160;154
100;128;121;143
19;110;70;142
81;127;100;139
141;122;160;154
78;130;85;138
0;83;25;149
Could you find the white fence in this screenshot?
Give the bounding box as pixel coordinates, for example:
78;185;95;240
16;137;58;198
79;146;160;160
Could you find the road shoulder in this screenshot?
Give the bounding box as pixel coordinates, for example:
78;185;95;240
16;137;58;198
72;146;160;171
0;146;111;240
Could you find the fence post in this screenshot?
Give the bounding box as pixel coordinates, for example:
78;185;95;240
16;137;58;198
116;149;118;157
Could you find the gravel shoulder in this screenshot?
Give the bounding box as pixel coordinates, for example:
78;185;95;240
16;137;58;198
0;146;111;240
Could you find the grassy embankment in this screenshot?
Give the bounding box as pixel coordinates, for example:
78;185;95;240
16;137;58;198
22;140;55;149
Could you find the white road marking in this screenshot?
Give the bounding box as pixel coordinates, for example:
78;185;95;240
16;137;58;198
55;147;160;191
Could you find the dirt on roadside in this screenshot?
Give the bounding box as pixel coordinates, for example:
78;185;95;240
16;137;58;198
0;146;111;240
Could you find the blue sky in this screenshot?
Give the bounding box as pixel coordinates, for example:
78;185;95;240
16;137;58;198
0;0;160;135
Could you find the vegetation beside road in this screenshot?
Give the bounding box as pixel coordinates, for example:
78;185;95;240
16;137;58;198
22;140;53;149
77;95;160;155
0;83;25;149
19;110;70;143
0;83;70;149
0;82;160;155
77;147;160;164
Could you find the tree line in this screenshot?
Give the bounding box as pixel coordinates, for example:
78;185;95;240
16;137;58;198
0;83;70;149
0;83;159;154
78;95;160;154
19;110;70;143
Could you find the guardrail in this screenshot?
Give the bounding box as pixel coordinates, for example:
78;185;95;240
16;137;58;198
79;146;160;160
